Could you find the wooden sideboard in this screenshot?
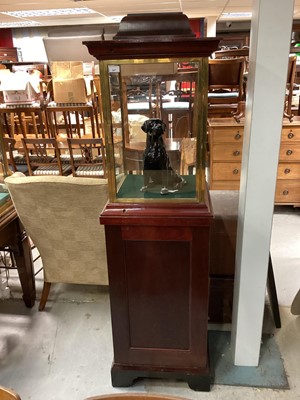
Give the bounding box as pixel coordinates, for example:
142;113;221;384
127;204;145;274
208;117;300;206
0;47;19;63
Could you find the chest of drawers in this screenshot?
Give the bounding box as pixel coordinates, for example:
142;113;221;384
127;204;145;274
275;123;300;205
208;118;244;190
208;117;300;206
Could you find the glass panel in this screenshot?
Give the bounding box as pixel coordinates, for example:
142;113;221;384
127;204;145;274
103;58;206;202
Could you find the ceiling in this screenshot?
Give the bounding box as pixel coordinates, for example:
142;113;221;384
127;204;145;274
0;0;299;29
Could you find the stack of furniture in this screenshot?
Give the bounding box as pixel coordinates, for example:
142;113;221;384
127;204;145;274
0;68;105;177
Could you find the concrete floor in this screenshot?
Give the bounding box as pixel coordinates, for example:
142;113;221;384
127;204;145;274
0;205;299;400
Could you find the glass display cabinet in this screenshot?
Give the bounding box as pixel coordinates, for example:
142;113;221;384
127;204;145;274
85;12;219;391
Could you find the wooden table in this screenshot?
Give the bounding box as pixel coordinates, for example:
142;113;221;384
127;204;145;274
0;202;36;307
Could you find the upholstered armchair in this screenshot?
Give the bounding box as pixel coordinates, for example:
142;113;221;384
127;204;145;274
5;173;108;311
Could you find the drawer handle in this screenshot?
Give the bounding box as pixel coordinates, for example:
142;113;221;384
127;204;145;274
233;150;240;156
288;132;294;139
233;168;239;175
286;149;293;156
284;168;291;174
235;133;241;140
283;190;289;196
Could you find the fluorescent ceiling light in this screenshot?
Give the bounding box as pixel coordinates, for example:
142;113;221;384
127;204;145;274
0;21;41;27
1;7;97;18
220;12;252;19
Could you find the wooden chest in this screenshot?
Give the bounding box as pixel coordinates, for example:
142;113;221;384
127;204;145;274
207;118;243;190
207;117;300;206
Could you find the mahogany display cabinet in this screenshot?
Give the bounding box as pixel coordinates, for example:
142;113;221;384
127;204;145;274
85;13;219;391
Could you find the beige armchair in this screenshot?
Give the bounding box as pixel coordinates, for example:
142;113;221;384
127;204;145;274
5;174;108;311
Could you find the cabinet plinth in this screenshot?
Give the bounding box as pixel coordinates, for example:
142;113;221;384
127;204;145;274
100;200;213;391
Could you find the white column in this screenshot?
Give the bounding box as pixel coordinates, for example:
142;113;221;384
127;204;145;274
206;16;217;37
231;0;294;366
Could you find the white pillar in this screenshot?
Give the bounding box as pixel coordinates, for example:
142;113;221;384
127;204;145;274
206;16;217;37
231;0;294;366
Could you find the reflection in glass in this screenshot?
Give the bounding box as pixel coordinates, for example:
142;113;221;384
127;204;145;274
103;58;205;202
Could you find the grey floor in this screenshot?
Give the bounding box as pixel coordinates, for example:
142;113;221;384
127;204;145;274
0;205;300;400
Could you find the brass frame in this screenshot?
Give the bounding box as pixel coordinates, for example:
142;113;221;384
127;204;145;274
99;57;208;203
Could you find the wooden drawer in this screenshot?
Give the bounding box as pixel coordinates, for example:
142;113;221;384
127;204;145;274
210;181;240;190
211;127;244;143
212;143;243;161
0;47;18;62
275;180;300;204
281;126;300;142
279;144;300;161
212;162;241;181
277;163;300;179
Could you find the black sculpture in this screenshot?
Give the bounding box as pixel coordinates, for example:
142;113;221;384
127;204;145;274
140;118;185;195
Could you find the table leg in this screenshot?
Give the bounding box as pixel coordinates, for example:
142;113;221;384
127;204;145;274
10;222;36;308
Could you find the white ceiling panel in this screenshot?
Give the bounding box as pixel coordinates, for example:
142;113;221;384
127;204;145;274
0;0;299;28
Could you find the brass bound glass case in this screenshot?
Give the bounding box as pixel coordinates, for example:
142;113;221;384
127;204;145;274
85;12;219;204
84;13;220;392
100;57;207;202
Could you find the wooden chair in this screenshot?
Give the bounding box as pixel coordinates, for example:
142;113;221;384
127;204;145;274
4;173;109;311
21;137;71;176
2;137;18;173
67;137;106;178
122;75;157;118
180;137;197;175
161;70;197;138
284;55;297;122
44;79;102;139
0;104;47;139
208;58;245;117
0;385;21;400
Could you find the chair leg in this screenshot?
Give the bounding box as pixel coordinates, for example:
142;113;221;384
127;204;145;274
267;254;281;328
39;282;51;311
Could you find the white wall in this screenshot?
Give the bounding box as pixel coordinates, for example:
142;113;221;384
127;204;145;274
12;28;49;62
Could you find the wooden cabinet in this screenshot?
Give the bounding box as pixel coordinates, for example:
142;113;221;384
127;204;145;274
85;12;220;392
276;123;300;205
101;203;212;390
0;47;18;62
208;117;300;206
208;118;244;190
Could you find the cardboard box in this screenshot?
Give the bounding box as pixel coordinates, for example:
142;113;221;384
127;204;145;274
51;61;84;79
0;71;40;105
51;61;91;104
53;77;90;104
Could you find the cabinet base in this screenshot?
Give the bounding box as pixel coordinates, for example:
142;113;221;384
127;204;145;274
111;363;211;391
